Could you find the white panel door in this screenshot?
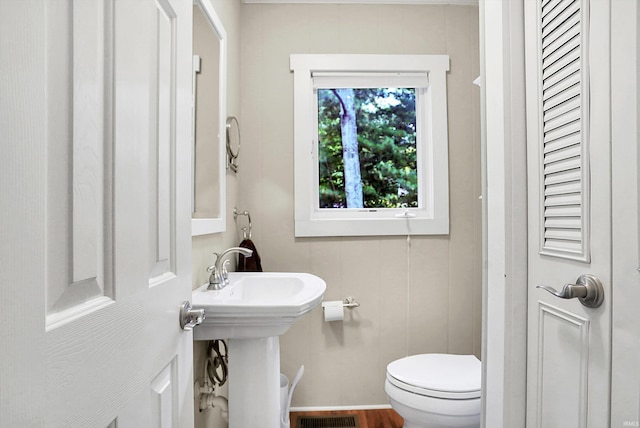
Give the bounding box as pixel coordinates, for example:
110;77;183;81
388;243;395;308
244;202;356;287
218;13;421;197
525;0;611;427
0;0;195;426
610;1;640;426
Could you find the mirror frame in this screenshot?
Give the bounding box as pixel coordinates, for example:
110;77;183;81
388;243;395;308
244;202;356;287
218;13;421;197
192;0;227;236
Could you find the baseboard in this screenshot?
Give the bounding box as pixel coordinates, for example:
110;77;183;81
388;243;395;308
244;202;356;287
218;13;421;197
290;404;393;412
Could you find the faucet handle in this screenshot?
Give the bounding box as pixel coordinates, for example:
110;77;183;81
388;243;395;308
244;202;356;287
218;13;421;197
221;259;231;284
206;264;218;285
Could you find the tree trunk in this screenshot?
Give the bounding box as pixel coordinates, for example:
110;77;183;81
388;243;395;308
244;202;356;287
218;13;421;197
332;88;363;208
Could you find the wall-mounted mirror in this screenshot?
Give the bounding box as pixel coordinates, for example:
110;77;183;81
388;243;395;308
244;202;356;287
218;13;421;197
191;0;227;236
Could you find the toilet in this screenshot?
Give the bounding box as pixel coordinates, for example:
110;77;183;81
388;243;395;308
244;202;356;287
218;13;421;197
385;354;481;428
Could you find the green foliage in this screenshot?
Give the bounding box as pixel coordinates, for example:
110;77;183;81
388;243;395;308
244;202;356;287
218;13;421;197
317;87;418;208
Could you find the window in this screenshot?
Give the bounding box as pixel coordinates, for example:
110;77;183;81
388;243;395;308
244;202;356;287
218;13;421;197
290;54;450;237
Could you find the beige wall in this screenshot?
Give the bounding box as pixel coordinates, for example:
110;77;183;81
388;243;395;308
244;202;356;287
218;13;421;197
239;3;481;408
191;1;241;427
191;0;243;290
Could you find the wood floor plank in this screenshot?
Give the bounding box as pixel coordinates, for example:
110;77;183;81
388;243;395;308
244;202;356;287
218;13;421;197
363;408;404;428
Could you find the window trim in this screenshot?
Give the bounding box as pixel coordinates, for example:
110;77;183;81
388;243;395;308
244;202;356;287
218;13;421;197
290;54;450;237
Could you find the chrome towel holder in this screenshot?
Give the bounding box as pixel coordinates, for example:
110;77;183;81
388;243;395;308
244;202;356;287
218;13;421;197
233;208;252;239
226;116;240;173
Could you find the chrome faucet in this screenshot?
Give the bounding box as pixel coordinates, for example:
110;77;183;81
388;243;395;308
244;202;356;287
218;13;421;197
206;247;254;290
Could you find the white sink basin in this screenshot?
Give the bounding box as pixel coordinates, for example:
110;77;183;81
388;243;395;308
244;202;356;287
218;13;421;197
192;272;326;427
192;272;326;340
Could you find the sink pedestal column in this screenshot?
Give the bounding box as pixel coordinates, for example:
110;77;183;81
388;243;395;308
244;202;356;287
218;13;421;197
228;336;282;428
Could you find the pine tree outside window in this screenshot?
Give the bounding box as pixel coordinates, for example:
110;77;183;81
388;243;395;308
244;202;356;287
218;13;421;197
317;85;418;210
291;54;450;237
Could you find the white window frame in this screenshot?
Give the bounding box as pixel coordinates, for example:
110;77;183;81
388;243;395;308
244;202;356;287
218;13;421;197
290;54;450;237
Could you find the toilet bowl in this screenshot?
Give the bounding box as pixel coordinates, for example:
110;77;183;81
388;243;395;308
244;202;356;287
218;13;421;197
385;354;481;428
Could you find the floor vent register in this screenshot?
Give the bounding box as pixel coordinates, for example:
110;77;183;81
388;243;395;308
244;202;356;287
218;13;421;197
297;414;360;428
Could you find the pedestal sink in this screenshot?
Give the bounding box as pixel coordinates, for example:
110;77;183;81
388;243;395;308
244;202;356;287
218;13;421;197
191;272;326;428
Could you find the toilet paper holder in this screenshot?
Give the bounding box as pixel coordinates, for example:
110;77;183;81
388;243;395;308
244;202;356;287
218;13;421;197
321;297;360;309
342;297;360;308
321;297;359;322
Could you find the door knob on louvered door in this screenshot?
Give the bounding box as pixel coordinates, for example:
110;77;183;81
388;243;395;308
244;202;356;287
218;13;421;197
537;274;604;308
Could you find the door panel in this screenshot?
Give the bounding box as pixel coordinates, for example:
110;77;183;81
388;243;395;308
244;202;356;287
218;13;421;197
0;0;194;426
610;1;640;426
45;0;112;318
535;303;590;426
537;0;590;263
525;0;611;427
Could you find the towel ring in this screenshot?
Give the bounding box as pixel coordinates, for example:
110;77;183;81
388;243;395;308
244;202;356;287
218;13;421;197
233;208;252;239
226;116;240;172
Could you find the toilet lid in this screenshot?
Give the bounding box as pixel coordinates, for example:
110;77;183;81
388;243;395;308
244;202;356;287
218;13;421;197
387;354;481;399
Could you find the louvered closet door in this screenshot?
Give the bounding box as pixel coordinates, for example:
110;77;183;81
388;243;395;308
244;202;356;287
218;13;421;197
524;0;612;427
540;0;589;259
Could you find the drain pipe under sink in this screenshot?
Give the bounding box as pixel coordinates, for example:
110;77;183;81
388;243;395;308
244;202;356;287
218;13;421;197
201;394;229;422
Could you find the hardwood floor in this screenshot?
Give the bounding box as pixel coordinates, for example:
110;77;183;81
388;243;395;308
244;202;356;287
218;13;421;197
290;408;404;428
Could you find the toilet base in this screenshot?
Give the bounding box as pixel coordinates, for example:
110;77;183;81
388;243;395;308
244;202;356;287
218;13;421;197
401;416;480;428
389;397;479;428
403;421;479;428
386;380;480;428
